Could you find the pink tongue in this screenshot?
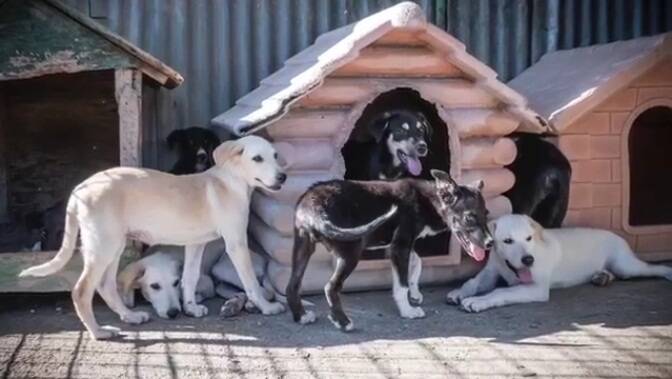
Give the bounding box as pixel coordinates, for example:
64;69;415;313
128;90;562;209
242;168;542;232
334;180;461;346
469;246;486;262
518;268;533;284
406;156;422;176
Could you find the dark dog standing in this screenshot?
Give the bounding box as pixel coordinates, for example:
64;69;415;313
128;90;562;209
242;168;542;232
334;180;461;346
504;134;571;228
286;170;493;331
167;127;221;174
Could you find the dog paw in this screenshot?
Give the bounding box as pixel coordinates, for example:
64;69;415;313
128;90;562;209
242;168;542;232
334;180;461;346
299;311;317;325
460;297;489;313
184;303;208;318
409;290;424;306
91;325;121;340
220;297;246;318
121;311;150;325
400;306;426;319
328;314;354;332
446;290;463;305
260;301;285;315
591;271;615;287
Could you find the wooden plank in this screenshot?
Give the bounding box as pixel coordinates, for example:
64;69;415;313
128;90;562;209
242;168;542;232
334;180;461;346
0;248;139;293
331;46;463;78
461;137;517;169
116;69;143;167
373;29;426;47
0;88;7;221
266;110;348;139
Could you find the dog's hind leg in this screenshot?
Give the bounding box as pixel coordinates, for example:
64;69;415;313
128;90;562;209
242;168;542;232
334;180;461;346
608;247;672;281
97;245;150;325
408;251;423;305
325;250;360;331
591;270;615;286
286;229;317;324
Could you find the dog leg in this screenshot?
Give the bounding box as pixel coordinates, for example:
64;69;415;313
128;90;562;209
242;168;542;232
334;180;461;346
460;284;549;313
325;256;358;331
223;234;284;315
609;250;672;281
286;229;317;324
591;270;615;287
182;243;208;317
446;258;499;305
97;249;150;325
72;249;122;340
408;251;423;305
391;262;425;319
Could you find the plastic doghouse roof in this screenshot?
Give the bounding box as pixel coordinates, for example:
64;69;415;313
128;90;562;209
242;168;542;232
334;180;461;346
211;1;548;136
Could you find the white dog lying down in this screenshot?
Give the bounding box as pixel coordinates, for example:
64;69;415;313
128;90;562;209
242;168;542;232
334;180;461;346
447;214;672;312
119;239;275;319
19;136;287;340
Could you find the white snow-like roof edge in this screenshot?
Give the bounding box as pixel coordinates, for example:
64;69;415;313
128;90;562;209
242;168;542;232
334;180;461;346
509;32;672;132
211;1;549;136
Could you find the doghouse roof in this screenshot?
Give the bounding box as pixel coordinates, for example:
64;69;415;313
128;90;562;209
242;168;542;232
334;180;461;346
510;32;672;132
0;0;183;88
211;1;547;136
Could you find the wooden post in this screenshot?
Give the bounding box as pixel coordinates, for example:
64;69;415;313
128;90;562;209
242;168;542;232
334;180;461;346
0;89;8;222
115;69;143;167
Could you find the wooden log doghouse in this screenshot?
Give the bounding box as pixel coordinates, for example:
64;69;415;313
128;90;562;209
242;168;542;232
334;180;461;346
0;0;182;292
212;2;549;294
510;32;672;262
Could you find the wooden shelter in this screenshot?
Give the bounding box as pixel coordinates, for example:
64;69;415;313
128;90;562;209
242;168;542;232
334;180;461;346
510;32;672;262
0;0;182;291
212;2;548;293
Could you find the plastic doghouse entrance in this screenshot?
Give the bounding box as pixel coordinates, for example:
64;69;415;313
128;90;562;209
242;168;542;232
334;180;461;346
341;88;451;261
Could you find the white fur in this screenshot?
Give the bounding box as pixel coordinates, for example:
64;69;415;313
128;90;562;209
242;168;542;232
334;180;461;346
391;260;425;319
448;214;672;312
19;136;287;340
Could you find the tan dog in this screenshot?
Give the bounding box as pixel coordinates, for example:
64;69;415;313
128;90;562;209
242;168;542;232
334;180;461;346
20;135;287;339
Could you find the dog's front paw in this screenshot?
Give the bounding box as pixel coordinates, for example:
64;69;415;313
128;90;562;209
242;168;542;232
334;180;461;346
184;302;208;318
299;310;317;325
446;289;463;305
121;311;150;324
400;306;426;319
460;297;490;313
328;314;354;332
409;289;424;306
90;325;121;340
260;301;285;315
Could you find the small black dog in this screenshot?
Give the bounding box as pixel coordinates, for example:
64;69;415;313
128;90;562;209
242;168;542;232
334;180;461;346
344;110;431;180
167;127;221;174
24;200;67;251
286;170;493;331
504;134;571;228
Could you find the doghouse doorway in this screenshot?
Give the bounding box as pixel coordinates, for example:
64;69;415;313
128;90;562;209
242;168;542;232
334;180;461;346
341;88;451;261
0;71;120;253
628;105;672;226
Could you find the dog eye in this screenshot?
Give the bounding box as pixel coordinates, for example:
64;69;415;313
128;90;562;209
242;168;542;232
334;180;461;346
173;279;180;287
252;155;263;163
503;238;513;244
274;152;278;160
526;236;532;241
150;283;161;290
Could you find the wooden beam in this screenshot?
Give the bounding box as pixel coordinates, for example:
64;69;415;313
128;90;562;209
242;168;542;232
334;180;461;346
115;69;143;166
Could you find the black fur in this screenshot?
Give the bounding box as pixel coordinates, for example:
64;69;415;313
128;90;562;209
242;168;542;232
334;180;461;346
286;170;492;330
24;200;66;251
504;133;571;228
167;127;221;174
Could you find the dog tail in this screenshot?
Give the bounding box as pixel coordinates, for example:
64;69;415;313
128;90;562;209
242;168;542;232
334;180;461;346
19;198;79;278
319;205;398;241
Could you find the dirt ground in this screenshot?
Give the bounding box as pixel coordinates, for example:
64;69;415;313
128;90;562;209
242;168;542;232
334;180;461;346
1;279;671;379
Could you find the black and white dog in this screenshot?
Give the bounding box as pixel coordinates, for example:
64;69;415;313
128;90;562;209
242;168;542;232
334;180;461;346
167;127;221;174
286;170;493;331
504;134;571;228
344;110;431;180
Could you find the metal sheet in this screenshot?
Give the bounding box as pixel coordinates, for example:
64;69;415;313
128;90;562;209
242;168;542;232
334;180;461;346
61;0;672;169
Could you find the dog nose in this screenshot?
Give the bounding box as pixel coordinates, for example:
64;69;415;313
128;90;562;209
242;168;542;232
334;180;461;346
521;255;534;267
417;142;428;156
167;308;179;319
276;173;287;184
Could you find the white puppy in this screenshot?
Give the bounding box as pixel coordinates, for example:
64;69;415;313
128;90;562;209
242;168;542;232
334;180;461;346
19;135;287;339
447;214;672;312
118;240;225;319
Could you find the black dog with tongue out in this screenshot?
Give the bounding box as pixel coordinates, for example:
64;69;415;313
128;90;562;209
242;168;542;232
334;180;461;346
286;170;493;331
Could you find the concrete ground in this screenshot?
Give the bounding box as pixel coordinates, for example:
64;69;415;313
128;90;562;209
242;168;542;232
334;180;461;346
1;279;671;379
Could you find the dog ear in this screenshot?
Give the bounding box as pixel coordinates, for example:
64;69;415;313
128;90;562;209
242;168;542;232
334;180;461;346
487;220;497;234
369;112;393;143
468;180;485;192
417;112;432;142
118;260;145;308
430;169;457;191
166;129;185;151
213;140;244;166
528;217;546;243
